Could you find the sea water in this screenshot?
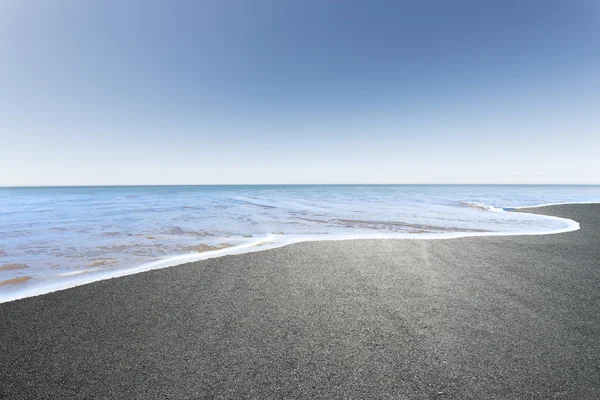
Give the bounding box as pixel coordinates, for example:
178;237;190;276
1;184;600;302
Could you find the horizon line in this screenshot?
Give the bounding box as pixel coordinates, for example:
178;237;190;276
2;183;600;189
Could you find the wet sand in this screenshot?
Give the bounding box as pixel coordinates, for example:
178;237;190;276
0;276;31;286
1;204;599;399
0;264;28;272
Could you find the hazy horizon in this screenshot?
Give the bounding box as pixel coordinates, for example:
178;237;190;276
2;183;600;188
1;1;599;186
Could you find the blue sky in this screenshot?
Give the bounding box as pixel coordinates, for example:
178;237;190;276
1;0;599;185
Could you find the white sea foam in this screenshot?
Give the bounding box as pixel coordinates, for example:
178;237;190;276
460;201;505;212
509;201;600;210
0;185;599;303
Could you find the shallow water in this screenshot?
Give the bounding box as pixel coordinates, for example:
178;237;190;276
1;184;599;302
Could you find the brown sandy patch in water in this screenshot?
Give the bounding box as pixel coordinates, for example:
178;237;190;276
96;243;170;257
293;216;489;233
0;250;6;257
0;276;32;286
335;218;489;232
87;259;118;268
163;227;216;237
183;243;234;253
0;264;28;271
101;232;123;237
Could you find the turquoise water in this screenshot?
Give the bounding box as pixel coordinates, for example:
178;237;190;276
1;184;600;302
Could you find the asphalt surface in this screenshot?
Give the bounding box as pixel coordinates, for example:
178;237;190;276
1;205;599;399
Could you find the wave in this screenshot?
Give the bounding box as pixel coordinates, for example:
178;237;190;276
507;201;600;210
0;201;590;304
459;201;504;212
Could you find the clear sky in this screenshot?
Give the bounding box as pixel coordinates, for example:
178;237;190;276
1;0;599;185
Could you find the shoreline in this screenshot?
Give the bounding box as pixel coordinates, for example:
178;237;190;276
1;204;599;398
0;201;590;303
508;200;600;209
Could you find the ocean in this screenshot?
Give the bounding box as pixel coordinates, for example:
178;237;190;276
1;184;600;302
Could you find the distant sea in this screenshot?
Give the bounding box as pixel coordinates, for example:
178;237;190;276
1;184;600;302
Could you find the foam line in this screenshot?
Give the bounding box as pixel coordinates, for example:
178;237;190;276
507;201;600;210
0;202;591;304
